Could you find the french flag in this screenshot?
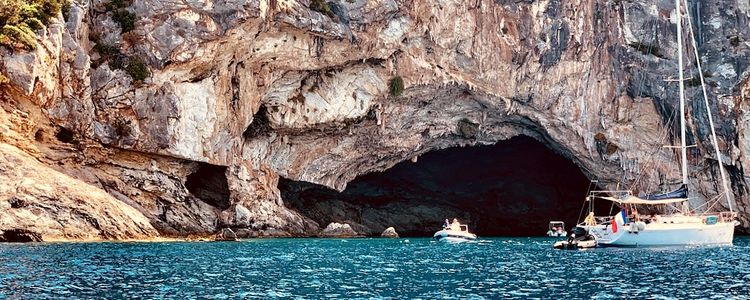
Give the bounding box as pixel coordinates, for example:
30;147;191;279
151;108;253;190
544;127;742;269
611;209;627;233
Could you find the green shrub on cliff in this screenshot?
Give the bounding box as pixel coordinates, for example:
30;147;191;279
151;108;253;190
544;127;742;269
0;0;68;51
111;8;135;32
389;76;404;97
309;0;335;18
1;24;37;50
0;0;23;25
126;57;150;83
22;16;43;30
104;0;135;33
61;0;70;21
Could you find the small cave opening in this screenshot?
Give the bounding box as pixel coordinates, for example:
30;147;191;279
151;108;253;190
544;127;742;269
243;105;272;139
280;136;602;237
185;163;231;210
55;126;76;144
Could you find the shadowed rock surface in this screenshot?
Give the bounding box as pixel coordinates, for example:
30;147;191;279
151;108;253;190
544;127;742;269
281;136;593;237
0;229;43;243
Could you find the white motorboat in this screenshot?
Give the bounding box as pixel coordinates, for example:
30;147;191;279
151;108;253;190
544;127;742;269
546;221;567;237
578;0;737;247
433;219;477;243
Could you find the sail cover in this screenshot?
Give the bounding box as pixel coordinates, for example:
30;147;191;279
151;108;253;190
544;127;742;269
640;184;688;200
597;195;687;205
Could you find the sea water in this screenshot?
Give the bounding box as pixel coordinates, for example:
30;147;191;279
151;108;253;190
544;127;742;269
1;237;748;299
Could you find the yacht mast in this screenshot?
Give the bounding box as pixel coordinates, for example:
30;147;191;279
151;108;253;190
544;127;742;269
675;0;689;185
682;0;734;212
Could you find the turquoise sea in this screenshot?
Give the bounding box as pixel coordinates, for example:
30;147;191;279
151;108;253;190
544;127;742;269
1;237;749;299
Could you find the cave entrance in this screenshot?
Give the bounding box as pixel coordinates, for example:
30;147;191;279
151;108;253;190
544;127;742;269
280;136;601;237
186;163;231;210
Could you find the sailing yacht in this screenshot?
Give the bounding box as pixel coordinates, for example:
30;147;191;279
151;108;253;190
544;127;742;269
579;0;738;247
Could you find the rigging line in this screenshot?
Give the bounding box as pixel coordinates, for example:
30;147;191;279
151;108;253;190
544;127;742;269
688;193;722;213
692;194;723;215
635;23;659;99
682;0;734;212
628;107;678;191
633;108;677;188
578;180;597;224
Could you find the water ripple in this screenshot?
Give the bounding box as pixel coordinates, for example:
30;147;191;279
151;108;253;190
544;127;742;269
0;237;749;298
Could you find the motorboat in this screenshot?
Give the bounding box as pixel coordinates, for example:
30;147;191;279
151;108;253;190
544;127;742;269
433;218;477;243
553;227;597;250
546;221;567;237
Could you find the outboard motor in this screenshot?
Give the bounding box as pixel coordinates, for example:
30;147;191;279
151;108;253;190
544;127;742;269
555;227;597;250
571;227;589;240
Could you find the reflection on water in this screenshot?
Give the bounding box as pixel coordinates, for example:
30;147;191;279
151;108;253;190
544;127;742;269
1;237;749;298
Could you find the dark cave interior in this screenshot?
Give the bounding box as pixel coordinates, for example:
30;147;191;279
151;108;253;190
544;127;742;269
186;163;231;210
281;136;608;237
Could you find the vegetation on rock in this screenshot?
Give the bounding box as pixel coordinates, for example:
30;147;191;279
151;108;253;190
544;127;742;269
594;132;618;155
90;31;149;83
0;0;68;50
104;0;135;33
112;117;132;137
389;76;404;97
0;24;36;50
457;118;479;139
126;57;150;83
111;8;135;32
309;0;335;18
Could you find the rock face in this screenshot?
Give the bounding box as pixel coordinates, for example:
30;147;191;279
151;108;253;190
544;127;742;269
0;143;157;241
381;227;399;238
319;222;359;238
1;0;750;239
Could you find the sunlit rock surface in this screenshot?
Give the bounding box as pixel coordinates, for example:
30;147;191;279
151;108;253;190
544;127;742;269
1;0;750;239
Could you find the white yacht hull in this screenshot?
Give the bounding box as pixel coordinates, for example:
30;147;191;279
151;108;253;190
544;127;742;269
433;230;477;243
586;220;735;247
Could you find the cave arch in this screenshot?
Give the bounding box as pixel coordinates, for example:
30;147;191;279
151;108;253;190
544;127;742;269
280;135;596;236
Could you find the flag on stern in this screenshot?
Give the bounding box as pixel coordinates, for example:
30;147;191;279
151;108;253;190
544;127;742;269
611;209;627;233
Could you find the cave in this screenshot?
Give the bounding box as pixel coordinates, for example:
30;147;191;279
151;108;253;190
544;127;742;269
55;126;76;144
185;163;231;210
281;136;602;237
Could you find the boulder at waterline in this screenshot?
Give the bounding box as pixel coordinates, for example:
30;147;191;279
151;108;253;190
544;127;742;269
319;222;360;238
381;227;399;238
214;228;239;241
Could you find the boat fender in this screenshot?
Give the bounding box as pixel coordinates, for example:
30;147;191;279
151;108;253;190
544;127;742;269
637;222;646;231
629;222;638;233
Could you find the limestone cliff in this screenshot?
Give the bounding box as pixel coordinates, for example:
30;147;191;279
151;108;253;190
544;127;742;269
1;0;750;240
